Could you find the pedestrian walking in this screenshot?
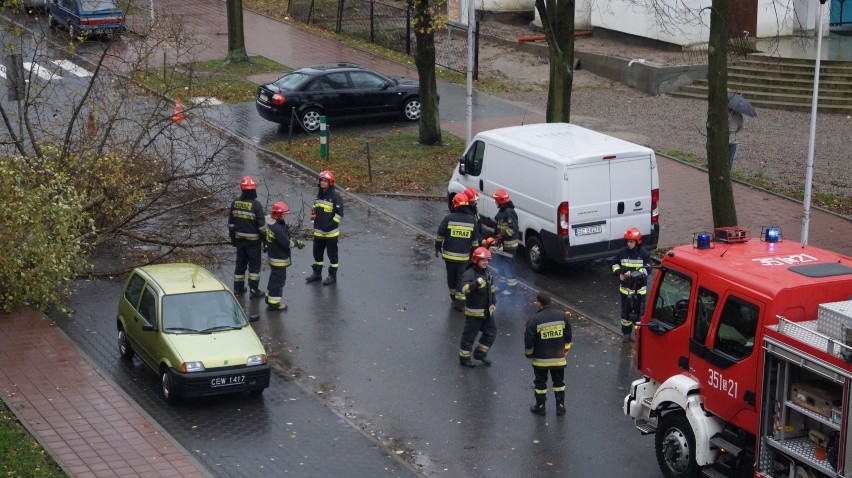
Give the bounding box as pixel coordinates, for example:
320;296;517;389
228;175;268;297
524;292;572;416
610;227;652;342
436;192;481;310
728;107;744;169
305;170;344;285
491;188;519;295
263;202;304;311
457;247;497;367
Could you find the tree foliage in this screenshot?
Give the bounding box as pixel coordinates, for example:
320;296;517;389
534;0;574;123
411;0;444;145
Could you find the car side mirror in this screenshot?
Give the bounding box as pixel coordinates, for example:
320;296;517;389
142;323;155;332
647;321;667;335
249;314;260;322
458;160;467;175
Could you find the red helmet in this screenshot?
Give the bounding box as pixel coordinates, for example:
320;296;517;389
452;191;469;209
492;188;511;205
624;227;642;244
463;187;479;203
240;176;256;191
471;247;492;263
319;170;335;186
270;201;290;220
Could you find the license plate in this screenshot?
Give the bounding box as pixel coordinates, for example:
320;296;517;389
260;94;269;102
574;225;602;236
211;374;246;387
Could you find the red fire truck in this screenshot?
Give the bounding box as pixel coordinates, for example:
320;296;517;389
623;226;852;478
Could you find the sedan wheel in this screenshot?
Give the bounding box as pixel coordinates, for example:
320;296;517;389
48;13;58;28
161;369;177;404
117;328;135;360
402;97;421;121
300;108;322;133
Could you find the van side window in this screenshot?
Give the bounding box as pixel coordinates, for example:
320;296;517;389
712;297;759;361
138;287;158;326
693;287;718;345
124;274;146;308
463;141;485;176
650;269;692;328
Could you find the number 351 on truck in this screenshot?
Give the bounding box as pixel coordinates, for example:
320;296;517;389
623;226;852;478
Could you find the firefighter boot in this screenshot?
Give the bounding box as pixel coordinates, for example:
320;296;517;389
459;356;475;368
530;393;546;416
555;391;566;416
322;267;337;285
473;346;492;366
305;265;322;283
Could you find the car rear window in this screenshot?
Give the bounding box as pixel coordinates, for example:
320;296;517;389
80;0;120;12
162;291;248;332
274;72;311;90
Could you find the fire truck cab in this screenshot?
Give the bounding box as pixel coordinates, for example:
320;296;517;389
623;227;852;478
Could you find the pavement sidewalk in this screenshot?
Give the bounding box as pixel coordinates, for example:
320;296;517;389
1;1;850;478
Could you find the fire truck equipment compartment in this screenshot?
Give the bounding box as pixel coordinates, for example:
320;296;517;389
790;381;842;418
816;300;852;341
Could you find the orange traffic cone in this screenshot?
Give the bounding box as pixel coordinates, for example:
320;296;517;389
171;98;185;125
86;111;97;137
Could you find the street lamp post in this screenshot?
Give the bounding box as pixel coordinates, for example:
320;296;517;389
801;0;828;246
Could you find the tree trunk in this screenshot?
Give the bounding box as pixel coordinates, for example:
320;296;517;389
226;0;249;64
412;0;442;145
706;0;737;227
535;0;574;123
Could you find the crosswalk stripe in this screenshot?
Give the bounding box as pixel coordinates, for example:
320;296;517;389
24;62;61;81
52;60;92;77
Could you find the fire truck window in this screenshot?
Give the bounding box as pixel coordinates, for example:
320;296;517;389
693;287;718;344
712;298;759;360
650;270;691;328
464;141;485;176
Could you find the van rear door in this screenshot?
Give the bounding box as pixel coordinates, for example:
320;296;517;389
608;154;652;246
566;161;610;248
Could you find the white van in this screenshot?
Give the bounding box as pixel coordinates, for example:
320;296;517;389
447;123;660;272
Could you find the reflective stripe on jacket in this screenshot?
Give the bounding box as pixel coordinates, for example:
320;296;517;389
229;198;266;242
266;220;293;268
460;265;496;318
494;202;519;250
312;186;344;238
524;306;571;368
610;245;652;295
436;210;481;263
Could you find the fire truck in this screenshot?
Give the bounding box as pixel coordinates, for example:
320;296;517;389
623;226;852;478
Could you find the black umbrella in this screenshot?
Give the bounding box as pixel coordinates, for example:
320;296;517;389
728;92;757;118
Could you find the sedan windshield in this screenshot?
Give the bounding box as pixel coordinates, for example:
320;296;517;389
162;291;247;333
273;72;311;90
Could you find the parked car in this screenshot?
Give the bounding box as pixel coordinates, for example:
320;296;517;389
116;263;271;403
47;0;125;40
2;0;48;11
256;63;422;133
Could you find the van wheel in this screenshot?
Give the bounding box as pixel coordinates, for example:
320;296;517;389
525;235;550;273
654;412;698;478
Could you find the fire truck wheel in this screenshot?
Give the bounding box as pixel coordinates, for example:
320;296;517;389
655;412;698;478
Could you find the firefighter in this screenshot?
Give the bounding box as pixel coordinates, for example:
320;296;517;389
524;292;572;416
436;192;481;310
463;187;483;226
458;247;498;367
491;188;519;294
611;227;652;341
263;202;304;311
305;170;344;285
228;175;268;297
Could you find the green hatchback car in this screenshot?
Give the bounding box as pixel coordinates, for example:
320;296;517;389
116;263;271;403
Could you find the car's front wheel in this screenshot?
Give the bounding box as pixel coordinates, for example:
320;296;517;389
161;368;178;404
300;108;322;133
118;328;135;360
402;97;421;121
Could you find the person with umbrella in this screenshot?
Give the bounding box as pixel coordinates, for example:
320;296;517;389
728;93;757;169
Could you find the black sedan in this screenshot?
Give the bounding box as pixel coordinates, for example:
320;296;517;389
256;63;422;133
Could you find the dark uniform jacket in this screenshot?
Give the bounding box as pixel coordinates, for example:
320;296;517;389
265;220;294;268
610;245;652;296
312;186;344;238
524;306;572;368
228;194;266;243
494;202;519;251
435;206;481;263
459;265;497;318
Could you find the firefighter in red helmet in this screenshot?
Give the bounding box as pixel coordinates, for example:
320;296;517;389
490;188;519;294
228;175;268;297
457;247;498;367
305;170;344;285
263;202;304;311
436;192;481;310
610;227;652;342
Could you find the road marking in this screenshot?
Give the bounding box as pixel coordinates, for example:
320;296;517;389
0;64;6;80
24;62;62;81
52;60;92;77
190;96;223;106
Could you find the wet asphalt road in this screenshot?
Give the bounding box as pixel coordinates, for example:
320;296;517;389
57;131;661;477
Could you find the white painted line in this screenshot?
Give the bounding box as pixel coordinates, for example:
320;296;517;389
190;96;224;106
0;64;6;80
52;60;92;77
24;62;61;81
